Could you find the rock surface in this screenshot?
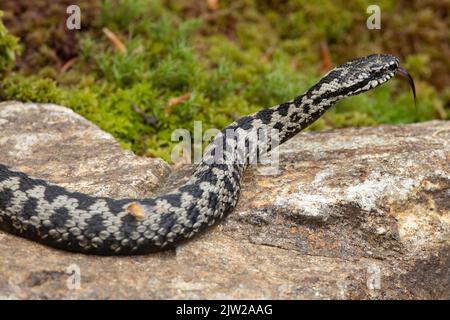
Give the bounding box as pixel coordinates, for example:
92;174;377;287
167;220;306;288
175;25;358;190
0;101;448;299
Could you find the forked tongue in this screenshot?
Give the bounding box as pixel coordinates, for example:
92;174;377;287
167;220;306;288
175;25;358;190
396;66;417;120
397;66;416;106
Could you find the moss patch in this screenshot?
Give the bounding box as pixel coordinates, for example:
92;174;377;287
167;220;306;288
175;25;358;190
0;1;448;161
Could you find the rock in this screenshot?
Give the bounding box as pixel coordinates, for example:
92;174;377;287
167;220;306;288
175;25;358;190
0;101;170;198
0;101;448;299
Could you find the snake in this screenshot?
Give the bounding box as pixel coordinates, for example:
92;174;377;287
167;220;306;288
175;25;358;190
0;54;415;255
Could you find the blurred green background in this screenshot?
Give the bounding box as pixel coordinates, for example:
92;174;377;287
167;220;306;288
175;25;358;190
0;0;448;161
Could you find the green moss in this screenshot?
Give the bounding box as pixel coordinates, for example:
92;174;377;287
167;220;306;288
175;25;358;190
0;11;20;74
0;1;448;162
2;75;61;102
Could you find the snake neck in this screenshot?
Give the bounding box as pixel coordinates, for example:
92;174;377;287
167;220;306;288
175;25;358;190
271;89;340;144
199;87;338;178
231;85;340;147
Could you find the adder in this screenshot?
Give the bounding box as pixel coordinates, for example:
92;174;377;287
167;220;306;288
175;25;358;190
0;54;415;255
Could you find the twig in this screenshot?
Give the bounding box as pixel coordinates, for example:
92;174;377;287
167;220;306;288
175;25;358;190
319;42;333;73
164;93;192;115
102;27;127;54
206;0;219;11
60;57;77;73
202;1;242;21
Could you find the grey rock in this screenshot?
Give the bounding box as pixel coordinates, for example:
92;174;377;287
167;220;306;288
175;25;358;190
0;101;448;299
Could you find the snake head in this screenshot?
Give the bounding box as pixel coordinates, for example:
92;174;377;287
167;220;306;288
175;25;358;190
343;54;416;103
311;54;415;104
319;54;399;96
345;53;399;89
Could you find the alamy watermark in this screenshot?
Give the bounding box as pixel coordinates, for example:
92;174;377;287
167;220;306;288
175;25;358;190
66;5;81;30
170;122;281;174
366;263;381;290
366;5;381;29
66;264;81;290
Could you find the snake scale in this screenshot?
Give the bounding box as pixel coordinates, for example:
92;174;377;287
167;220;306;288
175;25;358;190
0;54;413;255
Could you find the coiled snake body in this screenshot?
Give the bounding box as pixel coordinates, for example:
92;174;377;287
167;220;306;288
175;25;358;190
0;54;406;255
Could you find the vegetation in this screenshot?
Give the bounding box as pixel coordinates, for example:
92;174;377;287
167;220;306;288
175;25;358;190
0;11;20;75
0;0;448;161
